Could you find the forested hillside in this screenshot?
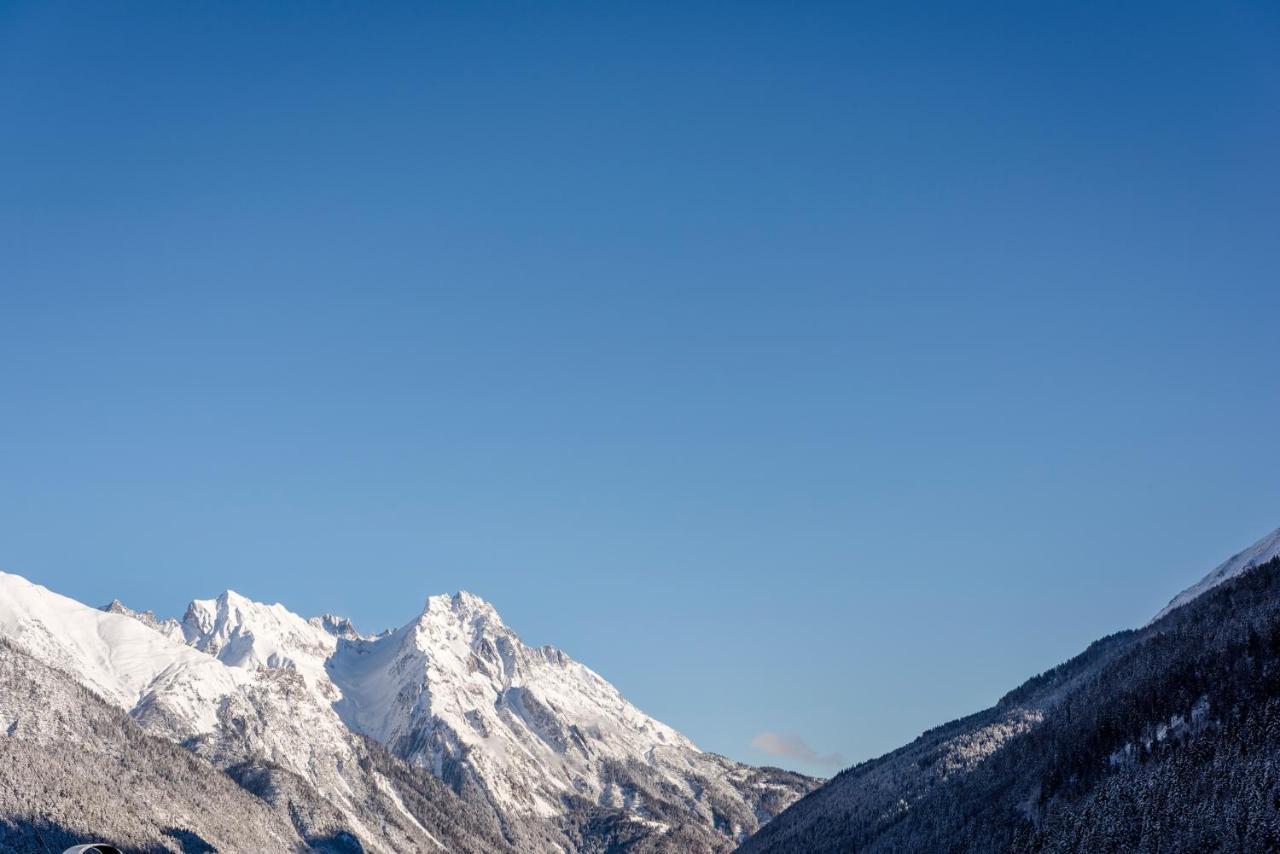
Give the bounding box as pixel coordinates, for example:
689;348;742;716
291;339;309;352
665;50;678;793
0;638;305;853
741;556;1280;853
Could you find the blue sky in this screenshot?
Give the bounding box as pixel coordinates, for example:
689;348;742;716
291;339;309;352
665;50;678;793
1;1;1278;776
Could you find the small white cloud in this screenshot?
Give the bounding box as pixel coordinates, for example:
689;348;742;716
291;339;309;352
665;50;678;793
751;731;845;768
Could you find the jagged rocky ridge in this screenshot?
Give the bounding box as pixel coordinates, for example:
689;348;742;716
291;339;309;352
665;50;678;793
0;572;816;852
739;527;1280;853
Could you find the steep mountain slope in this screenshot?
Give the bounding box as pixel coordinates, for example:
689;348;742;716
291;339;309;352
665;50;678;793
0;637;305;853
739;550;1280;854
1154;525;1280;620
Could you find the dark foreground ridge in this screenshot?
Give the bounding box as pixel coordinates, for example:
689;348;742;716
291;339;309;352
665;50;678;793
740;555;1280;853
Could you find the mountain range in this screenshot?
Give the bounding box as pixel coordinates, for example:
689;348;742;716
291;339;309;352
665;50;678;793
0;570;815;853
2;525;1278;852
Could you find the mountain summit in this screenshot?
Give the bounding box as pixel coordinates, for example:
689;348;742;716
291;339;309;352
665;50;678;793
328;587;775;832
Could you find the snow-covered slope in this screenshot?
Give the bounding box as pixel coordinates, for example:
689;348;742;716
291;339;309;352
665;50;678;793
0;572;244;736
1153;526;1280;621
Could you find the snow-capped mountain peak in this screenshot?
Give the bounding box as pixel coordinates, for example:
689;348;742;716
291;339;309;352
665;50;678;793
181;589;340;689
419;589;505;632
326;586;732;821
310;612;363;640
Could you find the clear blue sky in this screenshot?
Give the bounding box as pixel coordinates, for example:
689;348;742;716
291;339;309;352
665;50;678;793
2;1;1278;777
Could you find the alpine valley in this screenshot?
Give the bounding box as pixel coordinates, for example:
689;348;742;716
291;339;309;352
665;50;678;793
3;526;1280;853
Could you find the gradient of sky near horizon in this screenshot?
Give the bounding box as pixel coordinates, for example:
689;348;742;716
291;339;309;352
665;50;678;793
2;1;1278;776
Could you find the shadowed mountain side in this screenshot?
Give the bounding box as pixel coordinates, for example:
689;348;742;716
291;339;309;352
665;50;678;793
740;555;1280;853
